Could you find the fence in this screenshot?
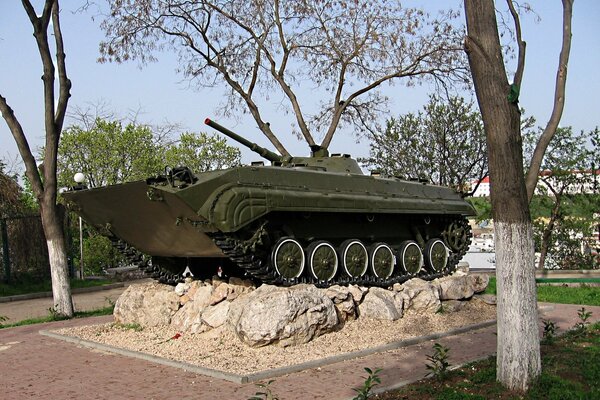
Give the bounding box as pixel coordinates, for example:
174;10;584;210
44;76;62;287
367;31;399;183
0;214;50;283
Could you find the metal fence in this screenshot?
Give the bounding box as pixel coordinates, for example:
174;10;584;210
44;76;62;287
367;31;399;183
0;214;50;283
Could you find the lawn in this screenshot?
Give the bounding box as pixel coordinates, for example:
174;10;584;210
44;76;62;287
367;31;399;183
0;277;114;298
372;317;600;400
485;276;600;306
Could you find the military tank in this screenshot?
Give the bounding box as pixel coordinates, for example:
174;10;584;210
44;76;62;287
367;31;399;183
62;118;475;287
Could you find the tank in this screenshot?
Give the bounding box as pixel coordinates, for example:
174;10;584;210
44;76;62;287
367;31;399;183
62;118;475;287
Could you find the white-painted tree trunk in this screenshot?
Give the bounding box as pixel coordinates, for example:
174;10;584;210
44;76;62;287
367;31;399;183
47;237;74;317
494;221;541;391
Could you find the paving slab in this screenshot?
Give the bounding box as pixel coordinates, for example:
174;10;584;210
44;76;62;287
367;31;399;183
1;302;598;400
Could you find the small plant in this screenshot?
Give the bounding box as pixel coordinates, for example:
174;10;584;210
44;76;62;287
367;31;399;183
114;322;143;332
571;307;592;336
425;342;451;380
248;380;279;400
542;319;558;344
47;307;69;321
0;315;7;328
352;367;382;400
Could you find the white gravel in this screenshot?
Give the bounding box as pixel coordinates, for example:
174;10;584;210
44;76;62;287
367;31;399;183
56;299;496;375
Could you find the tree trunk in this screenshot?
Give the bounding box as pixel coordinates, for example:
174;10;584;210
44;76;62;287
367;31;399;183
40;201;74;317
464;0;540;391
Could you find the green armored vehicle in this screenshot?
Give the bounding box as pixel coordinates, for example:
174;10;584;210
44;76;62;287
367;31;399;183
63;119;475;287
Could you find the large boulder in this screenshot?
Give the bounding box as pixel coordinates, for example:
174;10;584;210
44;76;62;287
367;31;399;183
435;274;490;300
398;278;441;313
229;284;339;347
113;282;180;327
358;287;403;321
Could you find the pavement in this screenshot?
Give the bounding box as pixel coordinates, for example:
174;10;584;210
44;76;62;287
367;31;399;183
1;283;599;399
0;280;152;323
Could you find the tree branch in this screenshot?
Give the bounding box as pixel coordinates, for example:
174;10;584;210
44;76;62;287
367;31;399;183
525;0;573;201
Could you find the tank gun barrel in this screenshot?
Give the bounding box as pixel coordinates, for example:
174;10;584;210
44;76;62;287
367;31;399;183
204;118;282;163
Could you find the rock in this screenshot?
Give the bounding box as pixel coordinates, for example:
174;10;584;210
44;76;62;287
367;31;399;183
474;294;497;305
358;287;403;321
325;285;352;303
202;301;231;328
348;285;368;302
229;277;254;288
401;278;441;313
468;274;490;293
174;282;189;296
335;298;357;322
209;283;231;305
170;285;214;333
229;284;339;347
114;282;180;327
456;261;470;274
436;275;474;300
441;300;466;313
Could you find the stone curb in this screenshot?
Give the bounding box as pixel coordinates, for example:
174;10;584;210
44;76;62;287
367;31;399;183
0;282;127;303
40;319;497;384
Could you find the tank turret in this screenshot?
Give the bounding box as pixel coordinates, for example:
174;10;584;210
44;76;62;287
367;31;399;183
205;118;363;174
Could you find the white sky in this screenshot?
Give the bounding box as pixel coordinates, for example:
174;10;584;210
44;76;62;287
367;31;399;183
1;1;599;170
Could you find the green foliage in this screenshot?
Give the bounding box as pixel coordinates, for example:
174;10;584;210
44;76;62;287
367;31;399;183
248;380;279;400
466;197;492;222
352;367;382;400
362;95;487;195
524;126;600;270
425;342;451;380
164;132;241;173
77;233;123;275
570;307;592;336
542;319;558;344
58;118;164;188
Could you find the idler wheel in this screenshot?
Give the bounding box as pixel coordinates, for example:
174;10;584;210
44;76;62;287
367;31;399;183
272;237;305;279
443;219;470;253
307;241;338;281
397;240;423;275
424;238;449;272
340;239;368;278
369;243;395;279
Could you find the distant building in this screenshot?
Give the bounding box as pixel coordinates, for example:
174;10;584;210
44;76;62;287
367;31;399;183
470;176;490;197
470;170;599;198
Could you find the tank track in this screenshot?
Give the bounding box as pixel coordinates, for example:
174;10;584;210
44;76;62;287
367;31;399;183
208;215;472;288
110;238;183;284
110;215;472;287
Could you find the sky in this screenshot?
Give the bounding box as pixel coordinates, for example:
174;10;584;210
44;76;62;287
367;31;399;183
1;1;599;175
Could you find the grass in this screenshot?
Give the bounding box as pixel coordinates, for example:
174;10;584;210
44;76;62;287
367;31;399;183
0;304;114;329
484;276;600;306
0;277;114;298
375;321;600;399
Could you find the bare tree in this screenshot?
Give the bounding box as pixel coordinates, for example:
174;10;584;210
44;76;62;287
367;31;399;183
463;0;573;391
99;0;469;155
0;0;74;317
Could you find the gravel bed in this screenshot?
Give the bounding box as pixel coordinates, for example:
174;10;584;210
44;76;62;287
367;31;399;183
56;299;495;375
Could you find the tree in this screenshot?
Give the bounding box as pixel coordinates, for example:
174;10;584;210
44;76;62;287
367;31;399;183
58;119;164;188
524;127;600;269
463;0;573;391
99;0;468;154
362;95;487;195
164;132;241;173
0;0;74;317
